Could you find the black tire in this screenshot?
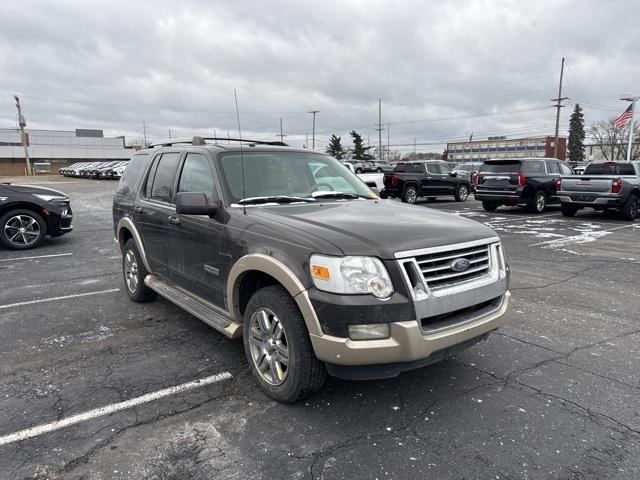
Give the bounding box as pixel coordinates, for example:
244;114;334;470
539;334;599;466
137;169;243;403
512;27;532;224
122;239;157;302
243;285;326;403
482;201;498;212
376;168;383;173
454;184;470;202
401;185;418;204
560;204;578;217
620;193;640;221
0;209;47;250
526;191;547;214
355;168;363;174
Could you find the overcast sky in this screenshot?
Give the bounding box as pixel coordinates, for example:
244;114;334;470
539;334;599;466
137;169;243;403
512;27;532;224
1;0;639;152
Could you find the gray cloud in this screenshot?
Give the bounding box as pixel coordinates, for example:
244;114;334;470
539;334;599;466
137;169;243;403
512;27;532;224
1;0;639;151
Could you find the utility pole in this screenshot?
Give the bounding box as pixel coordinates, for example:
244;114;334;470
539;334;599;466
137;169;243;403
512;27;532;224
227;129;230;144
375;98;384;160
308;111;319;149
13;95;31;175
168;129;172;138
414;137;417;160
305;133;309;149
142;120;148;148
551;57;568;159
278;118;287;143
620;94;639;161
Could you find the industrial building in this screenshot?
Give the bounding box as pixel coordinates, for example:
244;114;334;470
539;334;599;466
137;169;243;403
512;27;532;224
0;128;133;176
447;135;567;162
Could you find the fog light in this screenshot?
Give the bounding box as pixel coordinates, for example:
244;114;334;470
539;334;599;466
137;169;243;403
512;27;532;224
348;323;390;340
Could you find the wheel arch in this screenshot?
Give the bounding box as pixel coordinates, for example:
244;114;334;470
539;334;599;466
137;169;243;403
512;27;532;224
116;217;153;273
227;254;322;336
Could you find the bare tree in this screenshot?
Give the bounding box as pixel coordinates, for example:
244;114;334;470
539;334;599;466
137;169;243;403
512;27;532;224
590;119;640;161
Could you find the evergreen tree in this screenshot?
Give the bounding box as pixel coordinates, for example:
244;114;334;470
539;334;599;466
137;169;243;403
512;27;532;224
325;134;346;159
441;148;448;161
350;130;373;160
568;104;585;163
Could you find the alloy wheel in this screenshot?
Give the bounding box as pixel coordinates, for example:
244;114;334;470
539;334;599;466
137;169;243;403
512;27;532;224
124;249;139;293
248;307;289;386
405;188;417;204
3;215;41;247
536;193;546;212
458;185;469;201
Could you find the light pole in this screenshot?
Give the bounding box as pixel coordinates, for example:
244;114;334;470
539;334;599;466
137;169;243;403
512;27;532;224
308;111;319;150
620;94;639;162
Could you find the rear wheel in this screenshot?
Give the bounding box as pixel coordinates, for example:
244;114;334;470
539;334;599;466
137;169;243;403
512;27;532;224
122;239;157;302
243;285;326;402
482;201;498;212
620;193;640;221
561;204;578;217
0;209;47;250
401;186;418;204
355;168;363;174
376;167;383;173
454;184;470;202
527;191;547;214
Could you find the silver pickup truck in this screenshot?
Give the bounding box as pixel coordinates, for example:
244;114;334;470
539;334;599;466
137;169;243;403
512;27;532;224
556;161;640;220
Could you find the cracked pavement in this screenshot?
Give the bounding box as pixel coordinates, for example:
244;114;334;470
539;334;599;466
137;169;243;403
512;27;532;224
0;181;638;479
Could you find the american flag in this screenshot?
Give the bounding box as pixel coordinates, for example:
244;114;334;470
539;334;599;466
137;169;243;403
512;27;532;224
614;104;633;128
463;132;474;148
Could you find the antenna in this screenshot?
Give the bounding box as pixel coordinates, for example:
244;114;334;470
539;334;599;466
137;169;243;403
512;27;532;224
234;89;247;215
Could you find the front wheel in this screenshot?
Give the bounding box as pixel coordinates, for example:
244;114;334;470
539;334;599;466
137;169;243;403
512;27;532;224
454;184;470;202
0;209;47;250
401;186;418;204
243;285;326;402
355;168;363;174
620;194;640;221
122;239;157;302
560;204;578;217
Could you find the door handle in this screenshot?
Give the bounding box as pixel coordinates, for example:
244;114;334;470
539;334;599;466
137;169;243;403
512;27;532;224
168;215;181;226
134;206;143;213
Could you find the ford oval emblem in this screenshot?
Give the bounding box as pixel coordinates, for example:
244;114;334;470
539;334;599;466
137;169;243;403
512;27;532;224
451;258;471;272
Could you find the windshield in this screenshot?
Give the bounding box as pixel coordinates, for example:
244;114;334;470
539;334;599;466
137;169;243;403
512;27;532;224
220;152;375;203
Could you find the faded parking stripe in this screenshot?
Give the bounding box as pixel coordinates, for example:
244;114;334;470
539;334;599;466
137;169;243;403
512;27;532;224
0;288;120;309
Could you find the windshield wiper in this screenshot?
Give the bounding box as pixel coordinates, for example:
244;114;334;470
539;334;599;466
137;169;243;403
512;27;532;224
238;196;316;205
311;191;369;200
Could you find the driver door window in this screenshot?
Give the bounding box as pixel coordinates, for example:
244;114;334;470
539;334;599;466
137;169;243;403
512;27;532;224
177;153;218;202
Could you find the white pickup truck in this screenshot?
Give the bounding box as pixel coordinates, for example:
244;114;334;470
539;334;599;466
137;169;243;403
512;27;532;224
341;162;384;192
557;161;640;220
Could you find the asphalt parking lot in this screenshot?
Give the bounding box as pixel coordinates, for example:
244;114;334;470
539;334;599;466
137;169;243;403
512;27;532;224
1;179;639;480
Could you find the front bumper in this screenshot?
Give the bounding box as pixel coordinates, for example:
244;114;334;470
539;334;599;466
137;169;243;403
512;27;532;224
310;291;510;370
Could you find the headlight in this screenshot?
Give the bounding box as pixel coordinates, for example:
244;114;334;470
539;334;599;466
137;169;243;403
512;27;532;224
32;194;68;202
310;254;394;299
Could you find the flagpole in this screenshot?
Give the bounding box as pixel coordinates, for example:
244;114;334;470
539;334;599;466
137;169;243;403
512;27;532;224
626;99;636;162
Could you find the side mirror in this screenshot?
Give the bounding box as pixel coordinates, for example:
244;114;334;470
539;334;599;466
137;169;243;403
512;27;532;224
449;171;457;177
175;192;216;216
365;180;379;193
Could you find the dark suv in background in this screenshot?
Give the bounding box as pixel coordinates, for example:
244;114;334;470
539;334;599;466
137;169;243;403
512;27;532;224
474;157;573;213
113;137;510;402
381;161;472;203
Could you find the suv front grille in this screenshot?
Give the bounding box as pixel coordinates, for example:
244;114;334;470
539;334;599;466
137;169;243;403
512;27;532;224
415;244;491;290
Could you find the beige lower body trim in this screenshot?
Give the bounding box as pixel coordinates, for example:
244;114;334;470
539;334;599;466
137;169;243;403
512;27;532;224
310;291;511;366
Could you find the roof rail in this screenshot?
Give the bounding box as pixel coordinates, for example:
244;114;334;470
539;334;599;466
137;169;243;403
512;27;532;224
149;136;288;148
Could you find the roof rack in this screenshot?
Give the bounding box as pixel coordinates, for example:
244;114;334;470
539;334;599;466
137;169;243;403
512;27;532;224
148;136;288;148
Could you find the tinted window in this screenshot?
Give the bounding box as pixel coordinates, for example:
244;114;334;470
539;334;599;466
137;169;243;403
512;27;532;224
115;154;147;196
149;153;180;202
522;160;546;174
480;161;522;173
393;163;407;173
144;156;160;198
425;163;439;174
583;163;634;175
177;153;217;201
408;163;424;173
546;160;561;174
559;162;573;175
619;163;636;175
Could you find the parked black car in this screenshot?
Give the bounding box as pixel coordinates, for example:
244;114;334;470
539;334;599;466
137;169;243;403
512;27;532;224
113;137;510;402
474;158;573;213
381;161;472;203
0;183;73;249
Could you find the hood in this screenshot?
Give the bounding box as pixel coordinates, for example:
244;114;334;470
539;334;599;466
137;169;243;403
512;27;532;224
5;184;68;198
250;199;499;259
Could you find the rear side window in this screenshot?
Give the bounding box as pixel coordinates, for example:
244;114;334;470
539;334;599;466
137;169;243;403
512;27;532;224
394;163;407;173
559;162;573;175
522;160;546;174
480;161;522;173
177;153;218;202
115;154;148;196
147;152;181;203
545;160;561;174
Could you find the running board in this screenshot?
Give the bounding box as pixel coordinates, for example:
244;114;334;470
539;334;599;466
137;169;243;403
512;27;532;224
144;274;241;339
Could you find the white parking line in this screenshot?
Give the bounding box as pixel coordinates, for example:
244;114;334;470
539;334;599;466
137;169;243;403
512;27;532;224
0;288;120;310
0;252;73;262
0;372;233;446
